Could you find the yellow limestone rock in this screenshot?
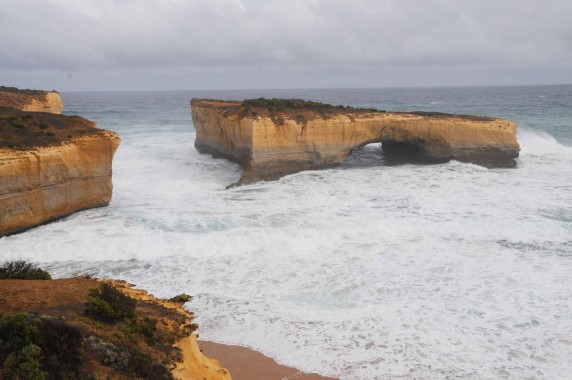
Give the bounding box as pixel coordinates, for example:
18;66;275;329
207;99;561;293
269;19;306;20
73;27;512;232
108;280;232;380
0;107;120;236
0;86;64;114
173;335;232;380
191;98;520;186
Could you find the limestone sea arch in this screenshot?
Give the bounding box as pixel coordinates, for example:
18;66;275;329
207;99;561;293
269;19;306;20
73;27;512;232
191;98;520;186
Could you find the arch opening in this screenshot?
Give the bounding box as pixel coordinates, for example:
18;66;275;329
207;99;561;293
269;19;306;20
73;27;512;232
381;140;448;165
343;139;448;169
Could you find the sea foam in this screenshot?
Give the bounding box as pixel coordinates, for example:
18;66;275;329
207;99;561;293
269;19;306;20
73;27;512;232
518;128;572;156
2;88;572;379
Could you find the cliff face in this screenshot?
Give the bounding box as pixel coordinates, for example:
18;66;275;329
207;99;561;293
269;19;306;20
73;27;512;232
110;281;232;380
191;99;520;185
0;86;64;114
0;107;120;236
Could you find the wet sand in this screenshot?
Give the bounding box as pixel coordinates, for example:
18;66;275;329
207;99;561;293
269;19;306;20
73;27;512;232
200;340;338;380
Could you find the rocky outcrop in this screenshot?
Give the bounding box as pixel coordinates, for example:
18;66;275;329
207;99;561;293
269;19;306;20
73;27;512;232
0;277;232;379
0;86;63;114
192;98;520;185
173;335;232;380
0;107;120;236
109;281;232;380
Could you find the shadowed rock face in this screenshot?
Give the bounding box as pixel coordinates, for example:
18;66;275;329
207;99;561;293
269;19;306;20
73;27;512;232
0;86;63;114
191;98;520;186
0;107;120;236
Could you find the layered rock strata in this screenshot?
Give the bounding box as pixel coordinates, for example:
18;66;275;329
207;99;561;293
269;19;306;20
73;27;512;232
0;107;120;236
192;98;520;185
0;86;64;113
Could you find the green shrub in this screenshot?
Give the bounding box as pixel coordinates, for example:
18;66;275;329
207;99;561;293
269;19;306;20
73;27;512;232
87;335;172;379
85;283;137;322
138;318;157;343
0;260;52;280
0;313;84;379
2;343;46;380
0;313;38;357
0;313;46;380
37;318;82;379
122;317;158;344
85;296;114;319
114;342;173;380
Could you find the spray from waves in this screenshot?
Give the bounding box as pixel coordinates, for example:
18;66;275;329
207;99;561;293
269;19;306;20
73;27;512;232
518;127;572;156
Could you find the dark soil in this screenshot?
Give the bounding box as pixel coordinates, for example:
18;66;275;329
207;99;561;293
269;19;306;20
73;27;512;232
0;107;101;149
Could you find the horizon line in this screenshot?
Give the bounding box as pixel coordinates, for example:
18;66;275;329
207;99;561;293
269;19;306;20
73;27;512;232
56;82;572;93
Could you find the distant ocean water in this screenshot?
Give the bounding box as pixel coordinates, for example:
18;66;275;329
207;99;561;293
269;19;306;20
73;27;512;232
2;85;572;379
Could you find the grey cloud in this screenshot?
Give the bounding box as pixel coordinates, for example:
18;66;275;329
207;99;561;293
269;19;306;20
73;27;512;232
2;0;572;68
0;0;571;89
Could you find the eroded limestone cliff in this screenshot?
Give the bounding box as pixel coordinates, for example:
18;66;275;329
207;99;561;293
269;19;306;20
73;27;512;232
0;86;63;114
192;98;520;185
110;280;232;380
0;107;120;236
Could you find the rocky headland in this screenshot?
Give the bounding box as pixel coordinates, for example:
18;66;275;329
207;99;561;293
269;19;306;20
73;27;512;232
0;274;231;379
0;261;336;380
0;86;64;114
0;92;120;236
192;98;520;185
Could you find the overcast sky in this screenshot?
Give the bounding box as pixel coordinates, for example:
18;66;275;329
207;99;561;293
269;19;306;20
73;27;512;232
1;0;571;91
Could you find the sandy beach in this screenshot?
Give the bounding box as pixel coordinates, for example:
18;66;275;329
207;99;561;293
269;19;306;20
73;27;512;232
200;340;337;380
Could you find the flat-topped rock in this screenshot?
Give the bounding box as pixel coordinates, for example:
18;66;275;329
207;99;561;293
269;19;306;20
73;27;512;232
0;107;120;236
191;98;520;186
0;86;63;114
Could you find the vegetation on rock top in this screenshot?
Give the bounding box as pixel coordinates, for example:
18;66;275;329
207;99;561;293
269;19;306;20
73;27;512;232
242;98;382;113
0;313;83;380
0;107;101;149
230;98;384;125
0;86;56;96
0;263;183;379
85;283;137;322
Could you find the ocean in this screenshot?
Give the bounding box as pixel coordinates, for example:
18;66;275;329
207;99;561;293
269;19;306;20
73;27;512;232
2;85;571;379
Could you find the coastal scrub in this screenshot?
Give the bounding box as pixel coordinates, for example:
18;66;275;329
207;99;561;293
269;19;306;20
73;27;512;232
0;260;51;280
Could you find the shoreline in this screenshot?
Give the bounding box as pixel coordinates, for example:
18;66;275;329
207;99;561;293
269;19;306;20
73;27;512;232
199;340;338;380
0;276;336;379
